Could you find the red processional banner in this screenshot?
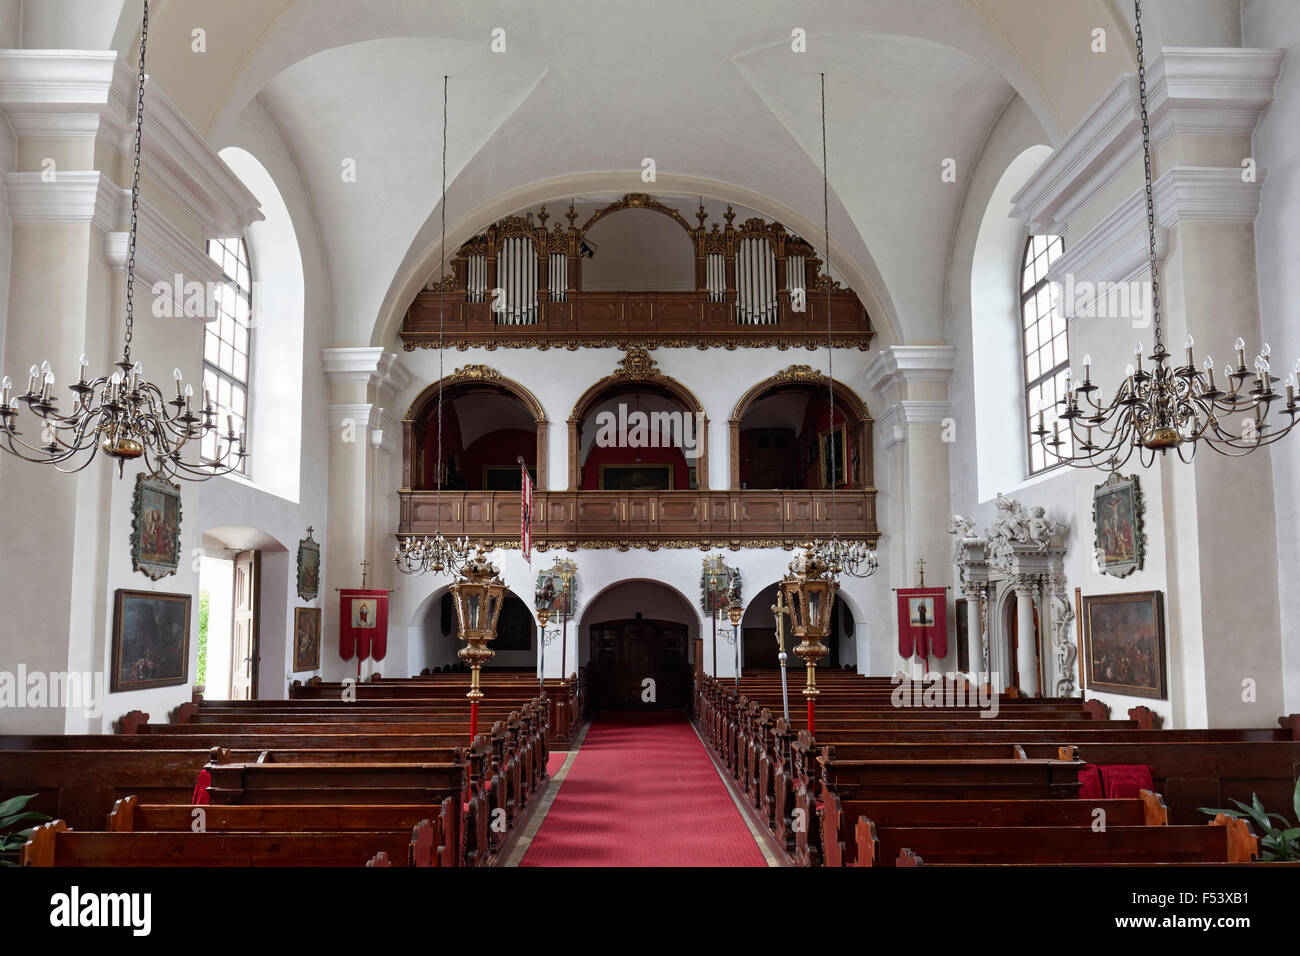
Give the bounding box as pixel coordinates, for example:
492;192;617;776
339;588;390;662
896;587;947;661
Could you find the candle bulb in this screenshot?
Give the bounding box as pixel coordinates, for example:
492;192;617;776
184;383;193;411
1082;353;1092;382
79;354;89;384
1235;337;1246;368
1286;373;1296;406
26;365;37;394
1184;334;1194;366
173;367;183;398
1203;355;1215;390
226;414;234;436
41;371;54;401
1134;342;1144;373
1;375;11;406
1125;363;1136;393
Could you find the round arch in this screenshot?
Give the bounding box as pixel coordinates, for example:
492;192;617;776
578;193;696;237
566;349;709;490
728;367;873;491
739;579;859;671
401;366;548;491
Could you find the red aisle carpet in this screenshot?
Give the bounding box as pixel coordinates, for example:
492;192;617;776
520;710;767;867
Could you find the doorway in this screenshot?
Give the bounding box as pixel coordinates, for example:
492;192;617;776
588;614;690;709
198;549;261;700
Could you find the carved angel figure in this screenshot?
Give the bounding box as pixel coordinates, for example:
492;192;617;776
1027;506;1060;550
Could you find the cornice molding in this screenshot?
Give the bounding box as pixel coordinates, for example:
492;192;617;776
864;345;956;397
325;402;379;431
1047;166;1261;288
321;348;410;403
1011;48;1284;235
876;399;952;452
0;51;262;238
1;170;117;230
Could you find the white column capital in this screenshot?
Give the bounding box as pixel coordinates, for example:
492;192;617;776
321;347;411;406
864;345;957;397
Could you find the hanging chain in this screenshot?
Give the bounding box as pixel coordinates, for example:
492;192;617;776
1134;0;1162;351
821;73;838;541
123;0;149;364
435;74;448;534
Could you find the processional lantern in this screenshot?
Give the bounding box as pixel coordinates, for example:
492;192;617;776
450;548;506;731
779;545;838;731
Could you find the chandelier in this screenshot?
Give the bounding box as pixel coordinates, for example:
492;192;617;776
394;74;479;577
1036;0;1297;470
0;0;245;481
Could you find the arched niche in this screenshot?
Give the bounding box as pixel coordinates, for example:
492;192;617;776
567;349;708;490
729;367;873;492
739;580;855;672
402;366;548;491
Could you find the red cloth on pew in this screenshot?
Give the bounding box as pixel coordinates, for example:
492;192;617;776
192;767;212;805
1078;764;1104;799
1100;763;1154;799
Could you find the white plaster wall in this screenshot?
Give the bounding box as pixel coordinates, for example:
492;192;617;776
194;97;332;702
1245;0;1300;713
947;94;1186;724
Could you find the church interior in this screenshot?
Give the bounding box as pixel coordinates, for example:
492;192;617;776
1;0;1298;909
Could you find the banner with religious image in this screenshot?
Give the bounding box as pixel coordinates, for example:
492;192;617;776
896;587;947;661
339;588;390;662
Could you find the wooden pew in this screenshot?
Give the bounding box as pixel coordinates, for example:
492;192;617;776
107;795;458;867
858;815;1256;866
21;817;441;867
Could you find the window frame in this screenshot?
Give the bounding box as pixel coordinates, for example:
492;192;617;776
203;236;253;476
1019;234;1069;477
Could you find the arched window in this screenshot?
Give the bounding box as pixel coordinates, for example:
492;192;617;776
204;236;253;473
1020;234;1068;474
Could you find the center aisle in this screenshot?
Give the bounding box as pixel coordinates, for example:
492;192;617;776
518;710;770;867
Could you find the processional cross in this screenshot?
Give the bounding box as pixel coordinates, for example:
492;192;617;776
360;560;371;590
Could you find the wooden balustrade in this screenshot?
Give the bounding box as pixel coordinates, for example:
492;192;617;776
400;289;871;351
397;488;879;549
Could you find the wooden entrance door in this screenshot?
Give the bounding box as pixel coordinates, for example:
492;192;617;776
230;550;261;700
589;615;689;709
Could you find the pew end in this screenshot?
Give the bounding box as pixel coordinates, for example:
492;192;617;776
1140;789;1168;826
113;710;150;735
20;819;68;867
855;817;880;867
107;795;137;832
896;847;922;867
366;851;393;867
1082;699;1111;721
1128;706;1163;730
1210;813;1259;863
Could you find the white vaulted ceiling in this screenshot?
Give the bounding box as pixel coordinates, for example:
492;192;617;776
87;0;1158;346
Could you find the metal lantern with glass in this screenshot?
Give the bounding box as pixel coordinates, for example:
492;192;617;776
450;547;506;737
779;546;838;735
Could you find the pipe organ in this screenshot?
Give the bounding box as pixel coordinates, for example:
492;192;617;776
406;193;872;350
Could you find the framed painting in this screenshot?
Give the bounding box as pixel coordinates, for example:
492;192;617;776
820;424;848;489
111;589;191;692
599;463;673;490
131;473;182;580
296;528;320;602
1082;590;1166;699
1092;473;1145;578
293;606;321;672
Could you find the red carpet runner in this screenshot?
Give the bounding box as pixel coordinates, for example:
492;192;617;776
520;710;768;867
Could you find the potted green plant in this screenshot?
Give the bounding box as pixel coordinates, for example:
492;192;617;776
0;794;50;866
1200;777;1300;862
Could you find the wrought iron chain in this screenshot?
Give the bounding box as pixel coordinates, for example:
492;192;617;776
436;74;447;534
1134;0;1162;352
123;0;150;364
821;73;837;541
